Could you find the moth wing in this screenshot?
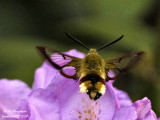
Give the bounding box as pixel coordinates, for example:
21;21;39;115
105;51;144;79
36;46;82;80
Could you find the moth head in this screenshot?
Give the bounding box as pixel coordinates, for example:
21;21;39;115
79;74;106;100
87;89;102;100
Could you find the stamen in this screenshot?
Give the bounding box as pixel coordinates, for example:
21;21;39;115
75;97;101;120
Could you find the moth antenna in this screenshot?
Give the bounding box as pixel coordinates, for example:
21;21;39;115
65;32;90;51
97;35;124;51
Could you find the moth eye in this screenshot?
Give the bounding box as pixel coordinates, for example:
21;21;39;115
94;92;102;100
86;90;89;94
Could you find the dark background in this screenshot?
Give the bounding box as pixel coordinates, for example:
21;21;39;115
0;0;160;116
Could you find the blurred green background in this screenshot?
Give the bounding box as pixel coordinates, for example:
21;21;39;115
0;0;160;116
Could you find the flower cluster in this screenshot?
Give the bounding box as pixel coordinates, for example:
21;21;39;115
0;49;159;120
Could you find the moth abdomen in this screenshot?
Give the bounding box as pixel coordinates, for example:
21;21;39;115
80;74;105;84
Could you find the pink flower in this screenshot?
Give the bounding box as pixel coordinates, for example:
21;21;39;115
0;49;159;120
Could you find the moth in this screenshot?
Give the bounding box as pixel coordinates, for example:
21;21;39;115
37;33;144;100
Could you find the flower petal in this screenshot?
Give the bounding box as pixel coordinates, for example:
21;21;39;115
96;81;117;120
113;87;132;107
26;88;60;120
0;79;31;116
55;80;117;120
107;71;132;108
64;49;85;58
33;62;58;89
16;99;30;120
133;97;157;120
113;106;137;120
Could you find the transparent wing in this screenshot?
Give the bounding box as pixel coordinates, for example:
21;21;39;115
105;51;144;79
36;46;82;80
